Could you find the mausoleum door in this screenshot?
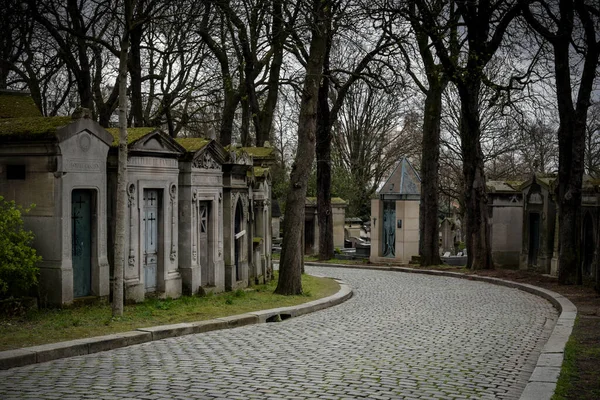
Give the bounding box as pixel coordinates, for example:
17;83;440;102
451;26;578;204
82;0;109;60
199;202;209;275
583;214;594;276
72;190;92;297
528;212;541;266
143;190;159;292
382;200;396;258
234;199;244;281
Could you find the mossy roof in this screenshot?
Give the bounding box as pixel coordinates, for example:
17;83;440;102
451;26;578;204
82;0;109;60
249;166;269;178
487;180;522;192
241;147;275;158
306;197;348;206
176;138;211;152
106;127;157;147
0;116;72;141
0;93;42;119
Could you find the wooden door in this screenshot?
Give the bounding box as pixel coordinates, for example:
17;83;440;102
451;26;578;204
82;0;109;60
72;190;92;297
144;189;159;292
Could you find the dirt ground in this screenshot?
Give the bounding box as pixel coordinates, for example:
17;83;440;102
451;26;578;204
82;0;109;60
460;268;600;399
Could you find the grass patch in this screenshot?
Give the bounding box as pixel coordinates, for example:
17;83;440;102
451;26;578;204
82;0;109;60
0;272;339;351
304;256;369;265
553;329;579;400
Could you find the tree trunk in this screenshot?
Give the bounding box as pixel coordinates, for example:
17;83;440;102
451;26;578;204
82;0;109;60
419;81;444;266
219;88;240;146
129;24;144;127
112;1;132;317
457;81;493;270
275;0;329;295
316;33;333;261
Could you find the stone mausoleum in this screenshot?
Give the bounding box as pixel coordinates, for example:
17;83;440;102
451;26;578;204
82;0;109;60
0;96;112;305
0;91;274;306
370;158;421;264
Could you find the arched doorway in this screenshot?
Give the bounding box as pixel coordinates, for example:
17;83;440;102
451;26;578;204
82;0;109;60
582;213;594;277
234;198;244;282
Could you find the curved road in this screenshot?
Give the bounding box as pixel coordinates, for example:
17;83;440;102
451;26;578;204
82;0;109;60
0;266;557;400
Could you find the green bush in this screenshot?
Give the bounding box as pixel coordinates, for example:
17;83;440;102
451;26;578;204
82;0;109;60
0;196;41;299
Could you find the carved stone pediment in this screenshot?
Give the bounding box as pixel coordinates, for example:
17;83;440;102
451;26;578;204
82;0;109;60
129;130;185;155
192;151;221;170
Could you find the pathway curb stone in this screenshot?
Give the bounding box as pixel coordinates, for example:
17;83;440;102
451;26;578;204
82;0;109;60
305;261;577;400
0;279;352;370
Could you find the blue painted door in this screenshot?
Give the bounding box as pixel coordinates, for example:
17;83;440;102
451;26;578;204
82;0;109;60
72;190;92;297
199;202;209;272
382;201;396;258
144;190;158;292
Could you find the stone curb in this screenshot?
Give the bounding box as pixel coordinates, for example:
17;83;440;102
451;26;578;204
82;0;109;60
305;261;576;400
0;279;353;370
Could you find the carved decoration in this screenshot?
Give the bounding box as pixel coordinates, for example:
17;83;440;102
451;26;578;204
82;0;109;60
193;152;220;170
127;183;136;267
169;183;177;262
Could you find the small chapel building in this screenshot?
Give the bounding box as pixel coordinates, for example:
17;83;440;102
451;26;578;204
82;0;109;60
0;92;112;305
0;91;275;306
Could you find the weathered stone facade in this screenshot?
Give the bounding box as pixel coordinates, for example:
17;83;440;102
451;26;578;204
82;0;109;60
177;139;226;295
0;104;112;305
303;198;348;255
107;128;185;302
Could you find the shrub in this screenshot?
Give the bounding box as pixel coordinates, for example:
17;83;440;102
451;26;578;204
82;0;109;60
0;196;41;299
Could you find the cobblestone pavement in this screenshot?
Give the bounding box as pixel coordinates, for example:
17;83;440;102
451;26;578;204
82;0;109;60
0;267;557;400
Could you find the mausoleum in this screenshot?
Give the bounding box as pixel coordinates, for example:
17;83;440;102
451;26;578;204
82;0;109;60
106;128;185;302
0;95;112;305
370;158;420;264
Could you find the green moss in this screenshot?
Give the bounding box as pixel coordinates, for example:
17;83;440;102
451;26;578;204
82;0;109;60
253;237;263;244
106;127;157;147
250;166;269;178
241;147;275;158
0;116;72;141
177;138;210;152
0;94;42;119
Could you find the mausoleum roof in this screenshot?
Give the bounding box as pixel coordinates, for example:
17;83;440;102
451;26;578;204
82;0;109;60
486;180;522;193
0;116;72;141
106;127;158;147
0;90;42;119
250;166;270;178
242;147;274;158
177;137;211;152
378;157;421;200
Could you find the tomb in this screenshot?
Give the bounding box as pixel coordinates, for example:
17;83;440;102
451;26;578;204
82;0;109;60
177;138;227;295
519;175;557;273
248;166;273;283
370;158;420;264
243;147;276;283
0;94;112;305
486;180;524;268
303;197;348;255
107;128;185;302
222;147;254;290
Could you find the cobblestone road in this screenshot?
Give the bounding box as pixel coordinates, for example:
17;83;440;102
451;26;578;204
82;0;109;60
0;267;557;400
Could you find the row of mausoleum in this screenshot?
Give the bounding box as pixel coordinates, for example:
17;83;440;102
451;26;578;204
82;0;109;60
0;91;274;305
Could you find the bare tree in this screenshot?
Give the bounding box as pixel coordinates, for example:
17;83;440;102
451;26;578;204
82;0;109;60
522;0;600;284
276;0;330;295
113;0;134;317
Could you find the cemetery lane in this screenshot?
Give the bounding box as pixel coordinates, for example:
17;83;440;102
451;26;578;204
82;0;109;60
0;266;557;400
